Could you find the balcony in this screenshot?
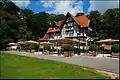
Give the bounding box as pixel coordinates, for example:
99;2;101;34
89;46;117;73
62;33;87;38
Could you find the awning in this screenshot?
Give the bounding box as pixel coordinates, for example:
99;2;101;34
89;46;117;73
97;39;119;43
49;38;84;44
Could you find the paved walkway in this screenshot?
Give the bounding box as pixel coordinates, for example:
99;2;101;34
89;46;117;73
5;51;119;74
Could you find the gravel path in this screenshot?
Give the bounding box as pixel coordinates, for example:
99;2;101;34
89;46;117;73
4;51;119;74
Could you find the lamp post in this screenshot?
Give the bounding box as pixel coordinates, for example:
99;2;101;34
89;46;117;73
82;29;87;53
77;33;81;55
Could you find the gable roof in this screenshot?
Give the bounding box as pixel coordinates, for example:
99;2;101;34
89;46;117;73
75;15;89;28
59;12;89;30
69;12;89;28
45;12;89;34
43;34;49;39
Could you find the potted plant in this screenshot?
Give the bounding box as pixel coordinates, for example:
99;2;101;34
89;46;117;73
43;44;51;55
29;44;36;53
89;44;100;56
62;44;75;57
111;44;120;58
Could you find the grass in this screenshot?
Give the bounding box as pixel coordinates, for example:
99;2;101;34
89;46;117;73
0;52;109;79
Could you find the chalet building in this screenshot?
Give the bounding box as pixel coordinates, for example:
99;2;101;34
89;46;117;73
43;12;93;53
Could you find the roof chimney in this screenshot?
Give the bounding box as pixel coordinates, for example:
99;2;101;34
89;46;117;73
75;13;84;17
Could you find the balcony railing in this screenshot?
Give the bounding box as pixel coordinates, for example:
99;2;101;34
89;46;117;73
62;33;87;38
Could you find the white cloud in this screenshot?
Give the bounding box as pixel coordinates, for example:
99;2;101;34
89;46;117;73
41;0;119;15
40;1;57;8
11;0;30;8
89;1;119;14
40;1;83;16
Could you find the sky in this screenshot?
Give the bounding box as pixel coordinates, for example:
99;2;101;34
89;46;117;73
11;0;119;15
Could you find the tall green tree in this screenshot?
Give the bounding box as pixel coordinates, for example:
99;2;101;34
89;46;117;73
102;8;119;39
88;8;119;40
55;14;65;21
27;12;50;38
0;1;20;49
88;10;102;40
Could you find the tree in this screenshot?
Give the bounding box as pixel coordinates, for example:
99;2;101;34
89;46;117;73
0;2;20;49
111;44;120;53
62;44;75;51
102;8;119;39
88;8;119;40
43;44;51;51
54;14;65;22
88;11;102;39
26;12;50;38
89;44;100;52
62;44;75;57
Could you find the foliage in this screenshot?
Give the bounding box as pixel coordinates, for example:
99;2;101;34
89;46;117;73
0;1;119;50
29;44;36;50
88;8;119;40
22;44;36;50
62;44;75;51
89;44;100;52
43;44;51;50
111;44;120;53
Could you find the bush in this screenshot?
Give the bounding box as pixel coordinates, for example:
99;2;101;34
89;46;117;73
62;44;75;51
89;44;100;52
44;44;51;50
111;44;120;53
21;44;36;50
29;44;36;50
21;45;28;50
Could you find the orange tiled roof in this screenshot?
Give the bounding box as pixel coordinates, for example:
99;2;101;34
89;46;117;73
46;28;60;33
69;13;89;28
75;15;89;28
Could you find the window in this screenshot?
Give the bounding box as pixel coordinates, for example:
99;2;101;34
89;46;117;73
68;23;70;26
66;32;68;35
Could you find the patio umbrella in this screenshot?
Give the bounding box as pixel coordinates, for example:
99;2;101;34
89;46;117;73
40;42;53;45
49;38;79;44
24;40;39;45
72;39;86;43
7;42;19;46
37;38;49;42
16;41;25;45
97;39;119;43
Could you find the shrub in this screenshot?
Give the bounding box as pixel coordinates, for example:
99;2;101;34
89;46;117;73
44;44;51;50
21;45;36;50
111;44;120;53
21;45;28;50
89;44;100;52
29;44;36;50
62;44;75;51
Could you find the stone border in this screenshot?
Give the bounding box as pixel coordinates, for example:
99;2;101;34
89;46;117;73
96;70;119;79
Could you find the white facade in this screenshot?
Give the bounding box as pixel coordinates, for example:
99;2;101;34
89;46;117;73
47;13;91;51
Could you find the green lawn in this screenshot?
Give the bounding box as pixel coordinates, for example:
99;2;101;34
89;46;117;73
0;52;109;79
